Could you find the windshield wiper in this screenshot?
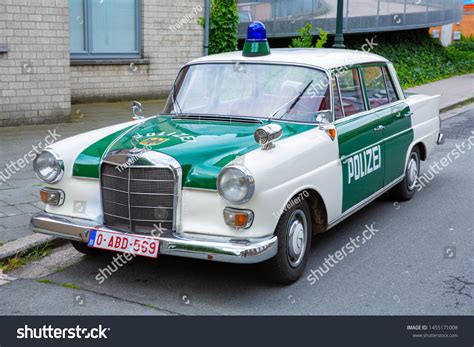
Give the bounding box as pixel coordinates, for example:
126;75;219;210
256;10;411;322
269;80;313;119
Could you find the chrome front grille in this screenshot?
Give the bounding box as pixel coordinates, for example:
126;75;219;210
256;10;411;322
101;161;176;234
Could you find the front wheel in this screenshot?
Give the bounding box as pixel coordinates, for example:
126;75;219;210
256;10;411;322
262;199;312;285
389;146;421;201
71;241;106;256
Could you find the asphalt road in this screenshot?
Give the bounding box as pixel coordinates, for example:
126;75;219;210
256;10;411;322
0;108;472;316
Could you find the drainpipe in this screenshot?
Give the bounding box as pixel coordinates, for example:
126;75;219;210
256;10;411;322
204;0;210;55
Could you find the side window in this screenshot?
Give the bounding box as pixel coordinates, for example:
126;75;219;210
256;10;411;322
332;77;344;120
337;68;366;117
382;66;400;103
362;66;390;108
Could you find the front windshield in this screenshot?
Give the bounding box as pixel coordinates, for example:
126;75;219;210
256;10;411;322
163;63;331;123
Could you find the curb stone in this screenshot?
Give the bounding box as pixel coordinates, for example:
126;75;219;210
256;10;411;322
0;233;59;261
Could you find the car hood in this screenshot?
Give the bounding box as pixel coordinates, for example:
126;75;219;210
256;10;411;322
73;116;314;189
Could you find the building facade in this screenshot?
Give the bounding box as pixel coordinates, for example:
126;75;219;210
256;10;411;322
430;0;474;45
0;0;204;127
237;0;464;37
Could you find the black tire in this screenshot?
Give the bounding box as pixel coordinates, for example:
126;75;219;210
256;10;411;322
262;198;312;285
389;146;421;202
71;241;106;256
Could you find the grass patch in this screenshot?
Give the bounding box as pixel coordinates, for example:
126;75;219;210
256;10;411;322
37;279;54;284
61;282;81;290
0;242;53;273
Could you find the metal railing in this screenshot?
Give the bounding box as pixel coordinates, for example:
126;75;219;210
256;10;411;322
237;0;464;37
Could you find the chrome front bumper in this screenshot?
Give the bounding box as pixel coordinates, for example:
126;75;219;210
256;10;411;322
30;212;277;264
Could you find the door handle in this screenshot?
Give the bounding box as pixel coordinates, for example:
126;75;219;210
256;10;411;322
373;125;385;132
396;112;413;118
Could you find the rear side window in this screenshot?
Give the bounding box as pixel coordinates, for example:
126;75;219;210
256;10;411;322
382;66;399;103
362;66;390;109
336;69;366;117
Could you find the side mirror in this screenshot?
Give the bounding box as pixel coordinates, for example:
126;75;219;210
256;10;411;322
315;110;332;124
131;101;144;120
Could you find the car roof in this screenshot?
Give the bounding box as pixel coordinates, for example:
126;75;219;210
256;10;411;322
189;48;389;71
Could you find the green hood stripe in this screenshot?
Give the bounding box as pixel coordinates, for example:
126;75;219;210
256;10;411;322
72;118;315;189
73;126;135;179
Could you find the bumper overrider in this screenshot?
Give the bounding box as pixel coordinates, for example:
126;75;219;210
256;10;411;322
30;212;277;264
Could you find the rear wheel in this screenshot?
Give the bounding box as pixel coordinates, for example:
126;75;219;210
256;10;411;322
262;198;312;285
71;241;106;256
389;146;420;201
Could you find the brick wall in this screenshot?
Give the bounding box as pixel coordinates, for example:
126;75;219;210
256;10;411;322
0;0;71;127
70;0;205;103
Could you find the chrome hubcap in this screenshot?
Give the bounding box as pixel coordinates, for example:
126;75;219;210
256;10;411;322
406;155;419;191
287;210;307;268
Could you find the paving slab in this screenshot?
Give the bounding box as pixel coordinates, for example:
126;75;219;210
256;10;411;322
0;214;30;229
0;227;33;244
0;194;39;206
0;205;22;217
14;203;41;214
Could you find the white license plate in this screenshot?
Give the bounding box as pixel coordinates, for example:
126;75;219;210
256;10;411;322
87;229;159;258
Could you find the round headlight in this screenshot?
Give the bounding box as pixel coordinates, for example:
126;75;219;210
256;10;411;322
33;150;64;183
217;166;255;204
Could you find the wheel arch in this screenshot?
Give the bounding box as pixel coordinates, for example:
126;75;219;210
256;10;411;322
284;188;328;236
412;141;427;161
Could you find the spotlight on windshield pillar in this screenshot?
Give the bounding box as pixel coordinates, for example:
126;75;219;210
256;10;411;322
254;124;282;150
243;21;271;57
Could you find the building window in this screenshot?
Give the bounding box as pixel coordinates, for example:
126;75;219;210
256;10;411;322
69;0;141;59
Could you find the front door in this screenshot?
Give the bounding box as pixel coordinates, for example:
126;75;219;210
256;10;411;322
333;68;385;213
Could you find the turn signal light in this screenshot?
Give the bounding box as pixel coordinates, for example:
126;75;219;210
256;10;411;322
223;207;254;229
326;127;337;140
40;188;65;206
319;124;337;141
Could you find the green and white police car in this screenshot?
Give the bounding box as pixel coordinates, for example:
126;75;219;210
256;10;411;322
31;22;443;284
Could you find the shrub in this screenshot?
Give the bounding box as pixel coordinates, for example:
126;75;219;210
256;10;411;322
289;22;328;49
208;0;239;55
345;30;474;88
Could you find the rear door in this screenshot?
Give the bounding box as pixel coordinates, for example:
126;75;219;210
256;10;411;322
360;65;414;185
333;68;385;213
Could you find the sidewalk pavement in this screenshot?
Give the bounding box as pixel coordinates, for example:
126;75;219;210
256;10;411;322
406;73;474;111
0;74;472;260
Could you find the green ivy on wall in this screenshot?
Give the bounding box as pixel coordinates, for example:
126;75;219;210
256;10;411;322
208;0;239;55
